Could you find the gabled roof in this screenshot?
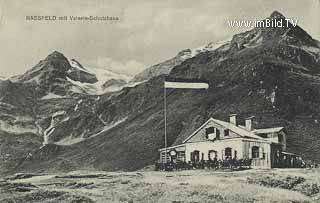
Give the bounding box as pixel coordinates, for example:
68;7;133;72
182;118;215;143
210;118;265;140
253;127;284;134
182;117;265;143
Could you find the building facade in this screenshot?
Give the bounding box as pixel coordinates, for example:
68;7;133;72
159;115;299;168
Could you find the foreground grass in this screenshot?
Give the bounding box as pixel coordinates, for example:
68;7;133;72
0;168;319;203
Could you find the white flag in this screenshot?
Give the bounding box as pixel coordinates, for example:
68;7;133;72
164;81;209;89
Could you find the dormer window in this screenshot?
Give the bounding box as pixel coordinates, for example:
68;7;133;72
224;129;229;136
205;127;219;140
205;127;215;137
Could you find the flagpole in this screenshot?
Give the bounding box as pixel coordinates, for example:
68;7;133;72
164;84;167;164
162;79;208;167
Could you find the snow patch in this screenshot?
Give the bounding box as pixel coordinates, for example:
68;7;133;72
42;111;66;145
0;102;15;109
269;90;276;104
23;73;43;84
301;46;320;54
90;117;128;138
55;131;86;146
41;93;65;100
102;86;124;92
55;117;128;146
90;66;131;83
53;111;66;117
66;77;96;94
67;75;131;95
60;116;70;123
191;40;230;57
0;120;37;134
98;114;107;125
68;59;94;75
43;123;54;145
126;80;147;88
74;104;79;111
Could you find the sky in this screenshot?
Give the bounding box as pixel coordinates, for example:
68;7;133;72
0;0;319;77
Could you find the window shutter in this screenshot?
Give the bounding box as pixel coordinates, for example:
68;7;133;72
249;148;252;159
216;129;220;139
222;149;225;160
259;147;264;159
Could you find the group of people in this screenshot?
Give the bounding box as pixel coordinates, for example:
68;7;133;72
155;157;253;171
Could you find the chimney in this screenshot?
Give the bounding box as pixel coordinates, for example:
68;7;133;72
245;116;255;131
229;114;238;125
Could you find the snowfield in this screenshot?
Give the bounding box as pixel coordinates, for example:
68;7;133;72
67;58;132;95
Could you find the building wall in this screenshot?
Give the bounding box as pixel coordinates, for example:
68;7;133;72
258;131;286;151
184;138;272;168
185;139;245;161
242;140;272;168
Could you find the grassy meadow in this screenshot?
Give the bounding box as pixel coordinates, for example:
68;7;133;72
0;168;319;203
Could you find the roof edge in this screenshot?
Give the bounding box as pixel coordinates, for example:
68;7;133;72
182;118;214;143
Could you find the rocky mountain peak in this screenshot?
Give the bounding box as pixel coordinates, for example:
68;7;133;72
46;51;66;59
229;11;317;52
13;51;98;96
43;51;70;66
269;10;286;19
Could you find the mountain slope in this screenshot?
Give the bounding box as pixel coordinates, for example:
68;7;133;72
130;41;227;83
3;11;320;174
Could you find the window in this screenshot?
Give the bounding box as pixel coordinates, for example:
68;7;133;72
205;127;215;135
191;150;200;162
208;150;217;160
224;129;229;136
252;146;259;158
278;134;284;143
225;147;232;159
205;127;215;139
177;152;185;162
